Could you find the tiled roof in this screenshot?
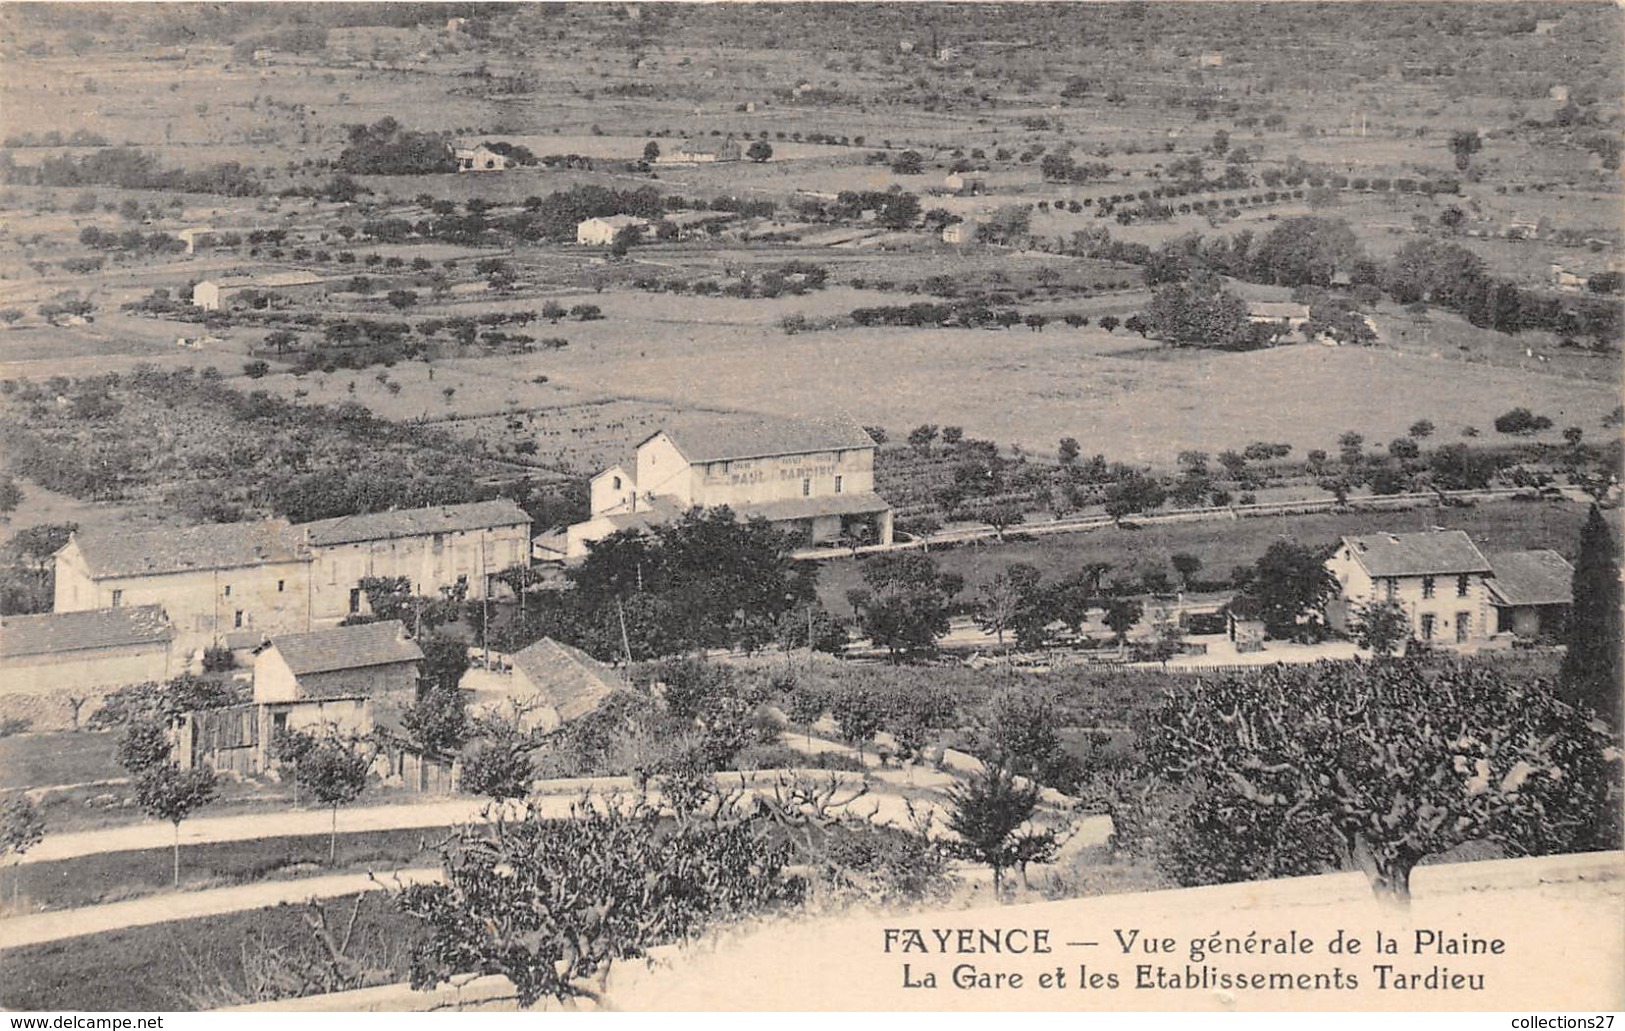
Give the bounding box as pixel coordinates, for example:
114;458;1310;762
1486;550;1574;607
300;499;530;547
675;139;739;155
1341;531;1493;578
581;214;648;228
600;496;687;534
734;491;891;523
511;637;625;722
68;520;307;579
1249;302;1312;320
268;620;424;677
652;413;876;464
210;271;325;289
0;605;172;659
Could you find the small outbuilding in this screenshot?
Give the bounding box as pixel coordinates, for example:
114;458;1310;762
1486;549;1574;639
252;620;424;751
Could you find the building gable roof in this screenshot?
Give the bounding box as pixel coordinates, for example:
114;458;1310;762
0;605;173;659
649;413;876;465
1340;530;1493;578
511;637;625;722
67;520;307;579
269;620;423;678
580;214;648;229
1486;550;1574;607
299;499;530;547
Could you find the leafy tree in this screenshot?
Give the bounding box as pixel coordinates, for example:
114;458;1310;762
395;790;801;1006
1149;661;1619;904
1448;129;1482;171
1103;597;1142;644
891;150;924;175
1408;419;1435;440
1494;407;1553;435
298;737;370;864
133;762;218;886
1165;553;1201;590
1057;437;1080;465
943;764;1052;894
975;567;1036;647
1238;540;1338;640
118;718;172;774
846;552;962;663
1097;315;1120;333
746;140;773;163
642;141;660;162
1349;599;1410;657
981;691;1070;788
461;708;546;802
1103;470;1166;522
401;683;469;761
2;796;44;909
1560;506;1623;729
1249;217;1363;288
830;687;883;759
1145;276;1248;347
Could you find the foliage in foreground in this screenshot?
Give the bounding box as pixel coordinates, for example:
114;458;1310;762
1148;660;1621;903
395;783;805;1006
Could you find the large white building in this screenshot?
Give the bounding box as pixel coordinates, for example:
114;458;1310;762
1325;530;1495;646
542;414;893;561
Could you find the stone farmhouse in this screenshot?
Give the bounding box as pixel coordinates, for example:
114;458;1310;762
540;414;892;561
463;636;629;734
192;270;328;311
179;620;423;775
1485;549;1574;639
52;501;532;660
1325;530;1574;646
54;520;315;659
658;138;741;163
454;144;509;172
0;606;177;729
576;214;651;245
301;499;532;622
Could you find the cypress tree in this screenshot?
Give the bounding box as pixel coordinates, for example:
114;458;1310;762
1560;505;1623;731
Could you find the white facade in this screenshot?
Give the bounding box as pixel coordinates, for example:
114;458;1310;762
455;145;509;172
309;524;529;622
576;215;650;245
1325;532;1495;645
554;417;894;561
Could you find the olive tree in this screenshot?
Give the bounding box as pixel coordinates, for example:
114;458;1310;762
1148;661;1620;905
2;797;45;909
395;786;803;1006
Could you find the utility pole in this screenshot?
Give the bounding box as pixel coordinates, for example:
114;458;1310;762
616;598;634;671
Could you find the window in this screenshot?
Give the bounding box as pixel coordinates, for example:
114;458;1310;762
1421;575;1435;599
835;475;843;494
612;475;622;490
802;478;811;496
433;533;445;553
1456;611;1471;643
1384;578;1396;601
223;584;232;597
234;610;245;629
1420;613;1435;640
277;580;285;593
1456;574;1470;598
349;588;362;615
110;589;123;608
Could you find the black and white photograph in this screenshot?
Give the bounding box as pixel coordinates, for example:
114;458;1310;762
0;0;1620;1016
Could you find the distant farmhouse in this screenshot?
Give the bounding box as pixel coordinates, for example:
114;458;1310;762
192;271;327;311
1325;530;1574;646
1246;301;1312;332
576;214;650;245
657;138;742;163
454;144;508;172
540;413;892;561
